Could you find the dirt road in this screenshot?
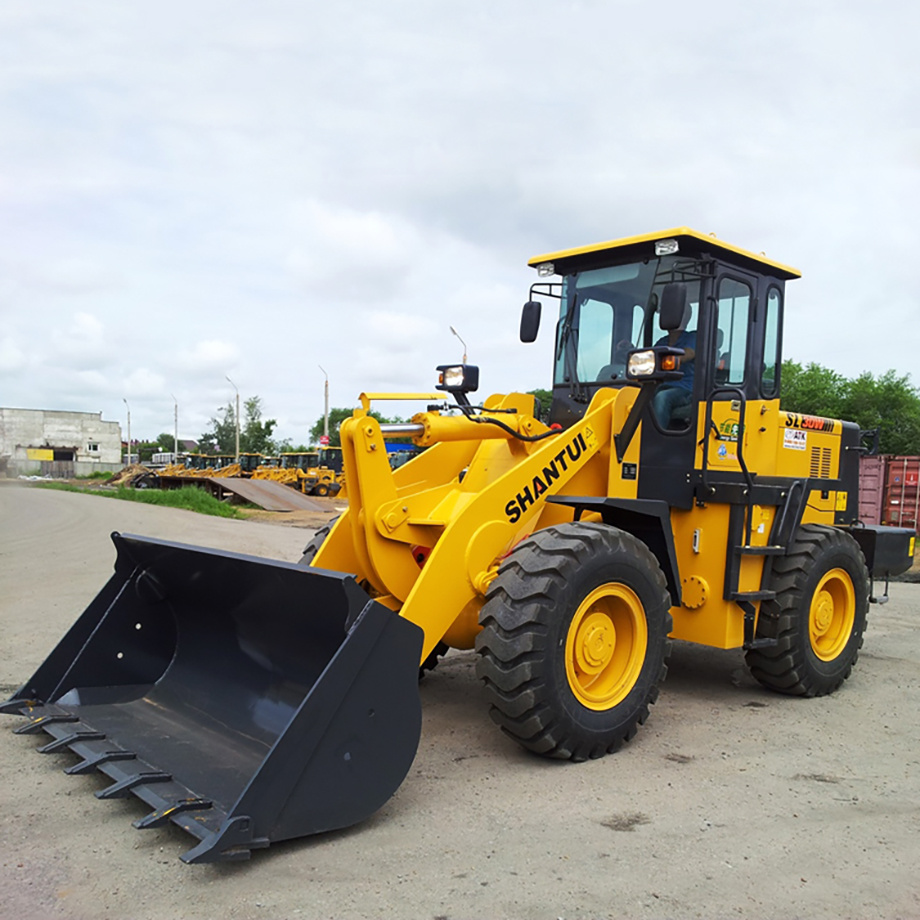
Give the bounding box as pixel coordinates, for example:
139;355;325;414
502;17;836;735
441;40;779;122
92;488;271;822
1;485;918;920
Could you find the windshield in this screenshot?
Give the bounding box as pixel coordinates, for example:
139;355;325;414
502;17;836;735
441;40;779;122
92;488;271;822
553;256;701;389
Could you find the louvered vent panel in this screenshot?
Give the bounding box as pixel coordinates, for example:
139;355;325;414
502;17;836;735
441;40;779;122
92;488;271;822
810;446;834;478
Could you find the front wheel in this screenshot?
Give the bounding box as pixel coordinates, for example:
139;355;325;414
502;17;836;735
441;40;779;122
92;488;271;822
475;522;672;762
745;525;869;697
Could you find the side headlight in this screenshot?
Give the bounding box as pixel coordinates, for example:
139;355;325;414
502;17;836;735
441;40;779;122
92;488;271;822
625;346;685;381
436;364;480;394
627;350;657;377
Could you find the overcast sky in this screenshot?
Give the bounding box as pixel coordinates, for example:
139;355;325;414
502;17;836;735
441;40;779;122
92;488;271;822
1;0;918;446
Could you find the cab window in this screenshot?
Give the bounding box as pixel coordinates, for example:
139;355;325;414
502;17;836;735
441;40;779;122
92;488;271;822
761;287;781;397
714;278;752;386
554;262;656;386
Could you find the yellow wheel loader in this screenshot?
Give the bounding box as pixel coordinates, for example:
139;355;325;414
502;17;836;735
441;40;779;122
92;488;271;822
302;447;345;497
4;228;914;863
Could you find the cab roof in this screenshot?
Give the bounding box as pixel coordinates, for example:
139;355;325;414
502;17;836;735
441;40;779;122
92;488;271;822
528;227;801;280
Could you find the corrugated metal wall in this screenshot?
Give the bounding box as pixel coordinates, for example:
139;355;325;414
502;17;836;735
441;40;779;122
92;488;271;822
858;454;920;530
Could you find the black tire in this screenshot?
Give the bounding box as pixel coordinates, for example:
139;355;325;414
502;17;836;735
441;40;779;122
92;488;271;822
745;524;869;697
298;517;448;682
314;482;330;497
297;516;339;566
419;641;449;680
475;522;672;762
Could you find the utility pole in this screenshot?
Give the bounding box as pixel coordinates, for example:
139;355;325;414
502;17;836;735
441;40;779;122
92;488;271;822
319;365;329;442
172;394;179;462
123;397;131;465
226;376;240;461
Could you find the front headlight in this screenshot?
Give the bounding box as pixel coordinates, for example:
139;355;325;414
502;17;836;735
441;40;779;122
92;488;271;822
436;363;480;394
627;350;657;377
439;366;466;389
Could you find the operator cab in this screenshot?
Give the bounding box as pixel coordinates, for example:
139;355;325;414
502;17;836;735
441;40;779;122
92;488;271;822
522;228;801;506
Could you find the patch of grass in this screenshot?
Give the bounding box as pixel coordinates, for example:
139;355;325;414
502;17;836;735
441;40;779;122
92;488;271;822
75;471;112;480
36;482;244;518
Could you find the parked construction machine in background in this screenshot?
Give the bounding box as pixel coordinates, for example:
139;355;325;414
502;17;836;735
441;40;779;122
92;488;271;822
301;446;344;496
5;228;914;864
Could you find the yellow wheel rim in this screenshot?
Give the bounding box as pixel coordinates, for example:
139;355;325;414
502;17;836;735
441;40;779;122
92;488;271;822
809;568;856;661
564;583;648;710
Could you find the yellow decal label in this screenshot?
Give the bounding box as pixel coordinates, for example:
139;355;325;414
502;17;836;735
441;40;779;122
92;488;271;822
717;419;739;442
504;425;595;524
910;536;916;558
784;412;835;433
835;491;847;511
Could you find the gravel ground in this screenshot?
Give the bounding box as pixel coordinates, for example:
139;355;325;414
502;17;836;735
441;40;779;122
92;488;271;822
1;483;919;920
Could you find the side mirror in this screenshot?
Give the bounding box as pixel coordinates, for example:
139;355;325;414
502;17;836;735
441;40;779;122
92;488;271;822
520;301;542;343
659;283;689;331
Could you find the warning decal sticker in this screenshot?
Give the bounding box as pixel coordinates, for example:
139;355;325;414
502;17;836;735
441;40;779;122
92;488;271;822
784;428;807;451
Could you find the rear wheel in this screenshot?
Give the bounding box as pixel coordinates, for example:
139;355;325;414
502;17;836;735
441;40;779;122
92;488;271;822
299;517;448;681
475;522;672;761
297;517;339;566
419;641;449;680
745;525;869;696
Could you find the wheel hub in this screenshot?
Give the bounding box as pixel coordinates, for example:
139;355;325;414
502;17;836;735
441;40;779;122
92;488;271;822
808;567;856;661
565;584;648;711
574;613;616;673
813;592;834;634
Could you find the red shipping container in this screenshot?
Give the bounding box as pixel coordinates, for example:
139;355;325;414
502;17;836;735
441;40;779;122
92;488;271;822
883;455;920;531
858;454;887;525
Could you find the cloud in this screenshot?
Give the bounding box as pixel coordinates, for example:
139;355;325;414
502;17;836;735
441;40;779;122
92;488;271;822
0;336;27;373
0;0;918;443
49;312;109;369
175;339;241;372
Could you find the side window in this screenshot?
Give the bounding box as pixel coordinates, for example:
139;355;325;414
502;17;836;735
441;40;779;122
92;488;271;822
575;298;614;381
761;288;781;397
715;278;751;386
574;299;645;382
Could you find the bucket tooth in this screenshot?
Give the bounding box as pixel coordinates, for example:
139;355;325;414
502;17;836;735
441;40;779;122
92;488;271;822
37;731;105;754
66;750;137;775
14;713;78;734
3;532;425;862
96;771;172;799
179;815;270;865
134;798;213;830
0;699;38;715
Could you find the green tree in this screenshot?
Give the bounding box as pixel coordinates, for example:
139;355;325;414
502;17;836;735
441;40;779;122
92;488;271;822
528;388;552;421
842;370;920;456
241;396;277;454
309;407;397;447
781;360;920;455
200;402;237;454
200;396;278;455
780;361;847;419
135;441;162;463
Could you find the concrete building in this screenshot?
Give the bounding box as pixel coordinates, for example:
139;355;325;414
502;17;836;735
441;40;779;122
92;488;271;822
0;407;123;478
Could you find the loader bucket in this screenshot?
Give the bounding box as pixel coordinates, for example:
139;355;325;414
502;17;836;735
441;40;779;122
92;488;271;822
2;533;424;864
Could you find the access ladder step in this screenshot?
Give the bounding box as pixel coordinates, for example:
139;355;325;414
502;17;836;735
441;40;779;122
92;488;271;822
743;637;779;650
731;590;777;602
735;545;785;556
